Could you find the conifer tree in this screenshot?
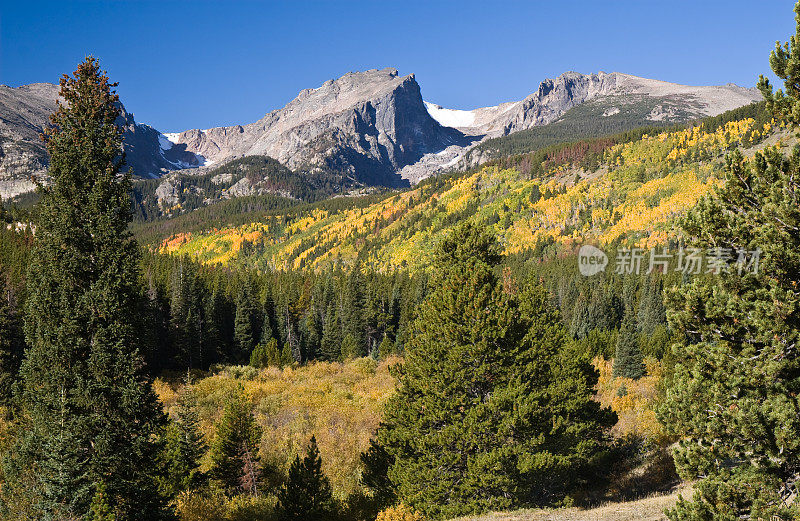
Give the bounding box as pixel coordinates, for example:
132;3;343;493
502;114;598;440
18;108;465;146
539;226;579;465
637;276;666;336
249;341;270;369
340;333;361;360
234;283;257;362
250;337;289;368
360;438;396;513
374;224;615;518
160;385;207;497
0;275;21;404
320;302;341;361
377;335;395;359
88;482;116;521
613;305;645;379
661;6;800;518
277;436;336;521
209;389;262;495
758;1;800;127
18;57;171;519
202;284;224;366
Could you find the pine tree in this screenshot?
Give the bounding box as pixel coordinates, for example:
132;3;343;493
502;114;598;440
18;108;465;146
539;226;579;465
320;302;341;361
613;305;645;379
209;389;262;495
758;1;800;127
660;7;800;518
259;314;273;344
360;438;396;513
250;337;283;368
88;482;116;521
377;335;395;360
277;436;336;521
280;343;293;367
18;57;172;520
202;283;224;366
374;224;615;518
234;283;257;363
340;333;361;360
143;267;170;374
0;275;21;404
637;276;666;336
160;385;207;497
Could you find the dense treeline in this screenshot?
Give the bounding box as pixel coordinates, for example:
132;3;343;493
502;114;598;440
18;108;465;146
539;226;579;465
138;251;426;373
142;245;673;376
2;228;673;393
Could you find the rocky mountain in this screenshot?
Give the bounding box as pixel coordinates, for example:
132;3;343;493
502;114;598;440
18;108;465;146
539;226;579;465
163;68;467;188
425;72;760;136
400;71;762;181
2;69;761;201
0;83;204;199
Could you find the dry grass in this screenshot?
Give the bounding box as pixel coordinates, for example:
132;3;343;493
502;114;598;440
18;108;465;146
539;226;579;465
154;356;399;499
451;487;689;521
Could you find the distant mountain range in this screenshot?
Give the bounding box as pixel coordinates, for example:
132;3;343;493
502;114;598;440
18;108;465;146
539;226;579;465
0;69;761;200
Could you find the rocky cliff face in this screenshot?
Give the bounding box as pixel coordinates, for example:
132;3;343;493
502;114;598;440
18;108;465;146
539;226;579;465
0;83;58;198
165;68;468;187
0;83;203;199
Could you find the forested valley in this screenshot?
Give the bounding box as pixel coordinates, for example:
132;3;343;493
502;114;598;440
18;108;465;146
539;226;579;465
3;6;800;521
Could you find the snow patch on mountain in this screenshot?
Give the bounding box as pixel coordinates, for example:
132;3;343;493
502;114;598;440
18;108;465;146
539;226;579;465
424;102;476;128
162;132;182;145
158;134;174;150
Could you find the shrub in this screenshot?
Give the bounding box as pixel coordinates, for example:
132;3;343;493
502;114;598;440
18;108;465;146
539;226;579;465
176;490;227;521
375;504;426;521
226;494;277;521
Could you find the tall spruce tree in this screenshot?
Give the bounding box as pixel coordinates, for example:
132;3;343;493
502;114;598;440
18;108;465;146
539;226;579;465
234;282;257;363
18;57;172;519
277;436;336;521
209;389;262;495
613;305;646;379
660;6;800;519
202;283;224;367
373;224;615;519
0;275;21;404
160;385;207;498
320;302;341;361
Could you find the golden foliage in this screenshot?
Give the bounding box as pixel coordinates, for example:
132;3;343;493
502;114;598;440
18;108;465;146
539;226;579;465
156;357;399;499
159;117;778;272
175;490;276;521
376;503;427;521
595;358;666;443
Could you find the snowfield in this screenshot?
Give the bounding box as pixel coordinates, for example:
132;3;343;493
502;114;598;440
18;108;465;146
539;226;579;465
424;102;476;128
158;134;174;151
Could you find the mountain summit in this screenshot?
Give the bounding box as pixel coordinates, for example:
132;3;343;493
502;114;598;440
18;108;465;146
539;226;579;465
163;67;466;187
0;69;761;199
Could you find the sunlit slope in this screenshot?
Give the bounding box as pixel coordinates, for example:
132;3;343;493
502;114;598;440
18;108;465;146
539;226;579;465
161;117;779;271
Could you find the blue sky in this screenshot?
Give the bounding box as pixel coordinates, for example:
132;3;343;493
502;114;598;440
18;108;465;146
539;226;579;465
1;1;794;132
